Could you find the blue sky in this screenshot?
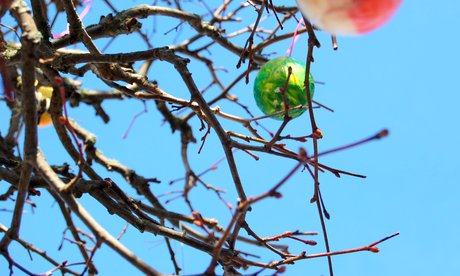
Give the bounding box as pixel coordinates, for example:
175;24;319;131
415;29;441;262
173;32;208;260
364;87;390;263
1;0;460;275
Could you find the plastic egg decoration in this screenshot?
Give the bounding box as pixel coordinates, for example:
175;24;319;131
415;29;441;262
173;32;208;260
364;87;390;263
253;56;314;120
38;111;53;127
295;0;402;35
36;85;54;127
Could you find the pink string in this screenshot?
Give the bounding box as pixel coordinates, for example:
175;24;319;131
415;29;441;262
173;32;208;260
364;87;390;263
122;103;148;139
53;0;93;39
285;18;304;56
79;0;92;19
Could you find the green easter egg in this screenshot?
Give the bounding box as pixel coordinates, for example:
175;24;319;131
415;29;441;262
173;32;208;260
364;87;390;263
253;56;315;120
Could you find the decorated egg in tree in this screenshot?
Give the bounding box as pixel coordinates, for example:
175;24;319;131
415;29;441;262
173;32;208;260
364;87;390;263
295;0;402;35
253;56;314;120
36;85;54;127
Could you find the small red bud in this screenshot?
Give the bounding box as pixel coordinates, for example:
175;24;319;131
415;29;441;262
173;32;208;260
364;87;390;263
298;147;307;158
193;220;203;227
54;76;64;85
313;128;323;139
369;247;380;253
276;266;286;273
59;116;67;124
305;240;317;246
376;129;389;139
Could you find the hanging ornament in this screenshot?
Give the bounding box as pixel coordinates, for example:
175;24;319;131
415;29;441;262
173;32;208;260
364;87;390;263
295;0;402;35
253;56;314;120
36;85;54;127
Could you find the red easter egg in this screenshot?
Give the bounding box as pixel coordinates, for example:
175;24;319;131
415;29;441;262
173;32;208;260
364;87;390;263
296;0;402;35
